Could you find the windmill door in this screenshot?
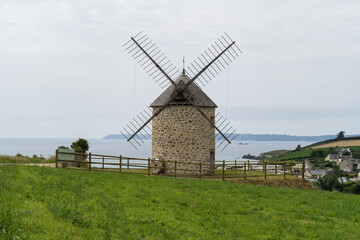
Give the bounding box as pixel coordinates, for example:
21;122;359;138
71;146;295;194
210;151;214;171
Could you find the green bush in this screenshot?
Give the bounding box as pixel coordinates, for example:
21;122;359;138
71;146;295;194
71;138;89;153
353;152;360;159
316;175;342;191
311;149;325;158
343;183;360;194
294;144;301;151
58;146;69;149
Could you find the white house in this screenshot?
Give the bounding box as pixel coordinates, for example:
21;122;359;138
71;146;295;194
325;154;341;162
304;169;327;179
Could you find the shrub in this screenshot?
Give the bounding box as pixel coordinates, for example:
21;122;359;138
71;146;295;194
352;152;360;159
316;175;342;191
16;153;23;157
71;138;89;153
343;183;360;194
311;149;325;158
58;146;69;149
336;131;345;139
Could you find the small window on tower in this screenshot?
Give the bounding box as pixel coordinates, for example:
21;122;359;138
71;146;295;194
210;116;214;128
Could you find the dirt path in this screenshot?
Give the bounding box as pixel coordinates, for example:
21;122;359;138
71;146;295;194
312;140;360;149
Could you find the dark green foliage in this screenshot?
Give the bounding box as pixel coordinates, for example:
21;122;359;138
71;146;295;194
343;183;360;194
324;162;335;168
311;149;325;158
336;131;345;139
316;166;342;191
316;175;342;191
342;151;351;156
316;166;360;194
71;138;89;153
294;144;301;151
58;146;69;149
353;152;360;158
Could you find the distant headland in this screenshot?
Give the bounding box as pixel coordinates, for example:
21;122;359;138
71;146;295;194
103;133;360;142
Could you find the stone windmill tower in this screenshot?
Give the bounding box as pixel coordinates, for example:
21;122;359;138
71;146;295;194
121;32;241;175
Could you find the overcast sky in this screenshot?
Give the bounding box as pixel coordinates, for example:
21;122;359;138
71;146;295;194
1;0;359;138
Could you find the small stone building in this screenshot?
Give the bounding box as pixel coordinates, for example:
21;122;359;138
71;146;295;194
150;74;216;175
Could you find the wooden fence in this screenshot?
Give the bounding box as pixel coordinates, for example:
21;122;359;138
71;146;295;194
55;150;305;180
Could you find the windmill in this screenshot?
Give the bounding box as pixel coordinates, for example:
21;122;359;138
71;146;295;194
121;32;241;175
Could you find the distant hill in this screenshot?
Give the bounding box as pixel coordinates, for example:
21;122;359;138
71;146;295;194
307;136;360;148
103;133;360;141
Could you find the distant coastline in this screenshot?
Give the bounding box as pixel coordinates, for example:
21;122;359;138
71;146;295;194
103;133;360;142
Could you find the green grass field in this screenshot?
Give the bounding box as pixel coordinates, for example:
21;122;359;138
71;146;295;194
267;148;313;161
268;145;360;162
1;166;360;239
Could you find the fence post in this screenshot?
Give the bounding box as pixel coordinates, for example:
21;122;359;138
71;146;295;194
120;155;122;172
264;162;267;179
283;161;286;179
199;162;202;180
222;160;225;181
263;160;265;172
102;156;105;169
148;158;150;176
290;162;293;175
235;160;237;171
55;150;58;168
302;160;305;179
127;158;129;170
275;162;277;175
174;160;177;178
248;160;250;170
88;152;92;171
244;162;247;180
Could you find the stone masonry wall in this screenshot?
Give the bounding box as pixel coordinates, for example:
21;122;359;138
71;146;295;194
151;105;215;175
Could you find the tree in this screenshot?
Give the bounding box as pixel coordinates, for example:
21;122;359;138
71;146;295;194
294;144;301;151
71;138;89;153
342;151;351;156
343;183;360;194
316;166;342;191
336;131;345;139
353;151;360;159
316;175;341;191
311;149;325;158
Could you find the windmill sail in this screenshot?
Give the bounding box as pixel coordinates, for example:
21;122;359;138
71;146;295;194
122;32;179;89
121;32;241;150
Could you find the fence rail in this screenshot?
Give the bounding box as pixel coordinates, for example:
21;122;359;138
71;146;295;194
55;150;305;180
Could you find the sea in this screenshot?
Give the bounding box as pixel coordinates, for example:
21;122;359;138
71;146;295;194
0;138;314;160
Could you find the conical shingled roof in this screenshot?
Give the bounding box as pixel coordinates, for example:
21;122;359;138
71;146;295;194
150;74;217;108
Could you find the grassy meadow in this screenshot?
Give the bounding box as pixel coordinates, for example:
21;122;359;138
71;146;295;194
1;165;360;239
0;155;55;164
